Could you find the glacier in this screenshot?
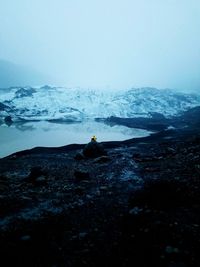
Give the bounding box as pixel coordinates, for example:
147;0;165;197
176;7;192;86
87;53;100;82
0;86;200;122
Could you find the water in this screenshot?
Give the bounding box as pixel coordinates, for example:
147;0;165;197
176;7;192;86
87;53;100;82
0;120;152;158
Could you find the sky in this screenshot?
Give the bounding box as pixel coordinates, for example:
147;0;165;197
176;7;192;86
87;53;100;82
0;0;200;91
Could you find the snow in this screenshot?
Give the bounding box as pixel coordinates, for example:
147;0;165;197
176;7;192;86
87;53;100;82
0;86;200;121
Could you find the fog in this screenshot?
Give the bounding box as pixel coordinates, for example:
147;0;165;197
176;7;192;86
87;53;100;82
0;0;200;92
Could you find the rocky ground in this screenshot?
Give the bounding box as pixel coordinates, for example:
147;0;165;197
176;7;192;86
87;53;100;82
0;108;200;267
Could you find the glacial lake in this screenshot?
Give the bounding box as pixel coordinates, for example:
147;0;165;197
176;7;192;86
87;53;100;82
0;120;152;158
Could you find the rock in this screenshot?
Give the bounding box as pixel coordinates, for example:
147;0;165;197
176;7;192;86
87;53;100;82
96;190;101;196
86;194;92;199
28;167;45;179
99;186;108;190
9;155;17;160
15;87;36;98
74;170;90;181
78;232;88;239
166;147;176;154
27;166;47;184
20;235;31;241
132;153;141;158
20;196;32;201
0;176;9;192
143;167;160;172
93;156;111;163
165;246;180;254
83;141;106;158
74;152;85;160
129;206;143;215
4;116;13;125
74;186;85;195
35;176;46;186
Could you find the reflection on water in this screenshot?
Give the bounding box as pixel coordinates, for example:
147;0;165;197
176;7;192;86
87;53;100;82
0;120;152;158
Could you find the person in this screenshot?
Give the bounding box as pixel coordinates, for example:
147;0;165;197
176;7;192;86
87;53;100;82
91;135;97;142
83;135;106;158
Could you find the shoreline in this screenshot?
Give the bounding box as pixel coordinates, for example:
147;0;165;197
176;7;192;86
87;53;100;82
0;108;200;266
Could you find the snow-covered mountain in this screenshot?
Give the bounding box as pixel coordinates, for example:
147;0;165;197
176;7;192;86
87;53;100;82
0;86;200;122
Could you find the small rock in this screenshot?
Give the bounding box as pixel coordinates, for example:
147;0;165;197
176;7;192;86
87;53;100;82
79;232;88;239
133;153;141;158
71;235;77;240
28;166;46;181
74;170;90;181
93;156;111;163
9;155;17;160
165;246;180;254
20;196;32;201
74;152;85;160
35;176;46;185
96;190;101;196
166;147;176;154
4;116;13;125
77;199;84;206
143;167;160;172
20;235;31;241
99;186;108;190
74;186;84;195
129;206;143;215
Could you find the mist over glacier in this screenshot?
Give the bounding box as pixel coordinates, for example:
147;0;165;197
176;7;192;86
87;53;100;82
0;0;200;92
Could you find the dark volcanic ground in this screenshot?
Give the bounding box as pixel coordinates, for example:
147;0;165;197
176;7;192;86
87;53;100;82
0;107;200;267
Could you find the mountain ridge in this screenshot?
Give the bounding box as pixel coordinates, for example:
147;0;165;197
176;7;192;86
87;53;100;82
0;86;200;122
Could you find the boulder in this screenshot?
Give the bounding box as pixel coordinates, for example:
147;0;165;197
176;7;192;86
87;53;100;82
4;116;13;125
83;141;106;158
27;166;47;185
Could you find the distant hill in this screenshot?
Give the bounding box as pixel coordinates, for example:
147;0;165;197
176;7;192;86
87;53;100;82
0;59;51;88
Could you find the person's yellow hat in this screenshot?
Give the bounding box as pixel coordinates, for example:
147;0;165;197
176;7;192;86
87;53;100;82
91;135;97;142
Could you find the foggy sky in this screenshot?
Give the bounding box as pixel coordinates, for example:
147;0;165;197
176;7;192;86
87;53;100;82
0;0;200;91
